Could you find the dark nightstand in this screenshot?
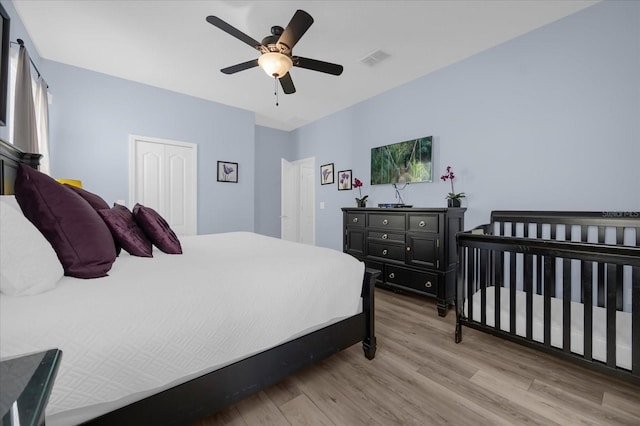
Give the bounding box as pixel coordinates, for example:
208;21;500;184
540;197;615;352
0;349;62;426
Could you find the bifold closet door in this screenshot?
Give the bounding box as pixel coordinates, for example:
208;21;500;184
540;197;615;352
130;136;197;236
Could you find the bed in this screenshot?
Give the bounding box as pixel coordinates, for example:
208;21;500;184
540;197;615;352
455;210;640;384
0;139;377;425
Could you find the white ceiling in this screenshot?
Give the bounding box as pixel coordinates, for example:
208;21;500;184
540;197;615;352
13;0;597;131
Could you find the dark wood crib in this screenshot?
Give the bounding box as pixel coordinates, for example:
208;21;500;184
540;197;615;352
455;210;640;384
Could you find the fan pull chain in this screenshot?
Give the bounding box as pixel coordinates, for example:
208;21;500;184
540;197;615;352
274;77;279;107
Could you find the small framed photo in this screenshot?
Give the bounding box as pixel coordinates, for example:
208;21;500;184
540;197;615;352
338;169;352;190
217;161;238;183
320;163;334;185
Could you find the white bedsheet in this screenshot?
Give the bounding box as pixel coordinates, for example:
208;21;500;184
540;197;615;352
0;232;365;425
464;286;632;370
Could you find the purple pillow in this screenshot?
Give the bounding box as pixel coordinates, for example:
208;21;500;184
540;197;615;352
133;203;182;254
63;184;121;256
98;205;153;257
63;184;109;210
14;164;117;278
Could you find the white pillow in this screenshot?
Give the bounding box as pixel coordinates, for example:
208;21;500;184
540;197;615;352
0;195;64;296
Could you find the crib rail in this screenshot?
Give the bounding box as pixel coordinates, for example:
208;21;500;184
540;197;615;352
456;215;640;385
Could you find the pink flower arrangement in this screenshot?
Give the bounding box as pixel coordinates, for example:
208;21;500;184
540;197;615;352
353;178;368;206
440;166;465;201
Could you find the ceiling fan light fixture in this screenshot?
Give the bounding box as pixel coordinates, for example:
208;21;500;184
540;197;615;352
258;52;293;78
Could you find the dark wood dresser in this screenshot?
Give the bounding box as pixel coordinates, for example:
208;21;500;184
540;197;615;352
342;207;465;316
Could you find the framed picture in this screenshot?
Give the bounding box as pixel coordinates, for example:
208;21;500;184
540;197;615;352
320;163;334;185
217;161;238;183
338;169;352;190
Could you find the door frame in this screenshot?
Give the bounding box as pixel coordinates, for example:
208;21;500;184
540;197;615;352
129;134;198;235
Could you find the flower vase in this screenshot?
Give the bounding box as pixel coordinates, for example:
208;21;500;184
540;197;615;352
447;198;461;208
357;200;367;208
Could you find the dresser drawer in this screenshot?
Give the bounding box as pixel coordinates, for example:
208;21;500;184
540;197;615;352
385;266;438;296
367;242;405;262
408;214;439;233
368;213;405;230
347;212;366;227
367;230;405;244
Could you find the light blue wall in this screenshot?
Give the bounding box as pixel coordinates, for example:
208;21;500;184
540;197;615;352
254;125;294;237
41;60;256;235
4;1;638;246
291;0;640;251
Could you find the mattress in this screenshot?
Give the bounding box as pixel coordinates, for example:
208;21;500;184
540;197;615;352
0;232;365;425
464;286;632;370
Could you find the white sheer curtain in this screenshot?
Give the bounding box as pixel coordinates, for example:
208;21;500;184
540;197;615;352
8;44;51;174
34;77;50;174
13;45;38;153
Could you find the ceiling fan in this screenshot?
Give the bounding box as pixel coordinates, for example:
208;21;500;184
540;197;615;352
206;10;343;96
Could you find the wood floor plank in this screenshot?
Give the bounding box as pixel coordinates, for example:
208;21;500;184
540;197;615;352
194;289;640;426
291;359;379;426
279;394;334;426
234;391;290;426
530;379;640;426
602;390;640;418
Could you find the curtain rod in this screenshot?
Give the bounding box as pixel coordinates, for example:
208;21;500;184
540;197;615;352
10;38;44;80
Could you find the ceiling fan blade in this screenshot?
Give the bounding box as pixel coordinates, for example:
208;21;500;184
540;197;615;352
293;57;343;76
277;10;313;52
206;15;262;50
221;59;259;75
279;73;296;94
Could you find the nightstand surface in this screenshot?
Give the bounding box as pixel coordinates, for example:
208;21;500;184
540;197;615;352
0;349;62;426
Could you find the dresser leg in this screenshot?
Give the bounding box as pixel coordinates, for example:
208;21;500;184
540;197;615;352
437;301;449;317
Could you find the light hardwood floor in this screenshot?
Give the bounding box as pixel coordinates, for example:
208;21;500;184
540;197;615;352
194;288;640;425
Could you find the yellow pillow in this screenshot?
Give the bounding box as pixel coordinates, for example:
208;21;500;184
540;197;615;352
55;178;83;188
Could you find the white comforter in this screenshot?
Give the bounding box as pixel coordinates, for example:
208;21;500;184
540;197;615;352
0;232;365;424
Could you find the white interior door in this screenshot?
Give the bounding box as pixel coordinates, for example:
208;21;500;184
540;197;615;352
281;159;297;242
281;157;315;244
130;135;197;236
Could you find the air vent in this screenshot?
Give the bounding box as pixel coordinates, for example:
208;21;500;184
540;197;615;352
360;49;390;67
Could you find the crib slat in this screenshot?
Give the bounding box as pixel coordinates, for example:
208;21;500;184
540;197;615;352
582;261;593;362
467;248;475;322
510;251;517;337
480;249;487;326
543;256;554;347
632;265;639;375
525;253;533;340
606;264;617;368
491;249;501;332
563;257;571;354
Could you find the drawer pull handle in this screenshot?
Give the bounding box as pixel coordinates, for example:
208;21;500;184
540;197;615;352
382;219;389;225
389;273;395;279
352;217;358;223
406;246;411;252
382;234;388;239
419;220;426;227
425;281;432;288
382;249;388;256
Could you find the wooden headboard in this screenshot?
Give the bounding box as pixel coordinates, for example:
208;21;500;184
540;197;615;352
0;139;41;195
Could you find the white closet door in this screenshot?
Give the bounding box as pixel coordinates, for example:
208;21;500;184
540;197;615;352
130;136;197;236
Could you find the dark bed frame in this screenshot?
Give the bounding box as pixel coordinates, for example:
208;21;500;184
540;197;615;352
455;210;640;385
0;139;378;425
